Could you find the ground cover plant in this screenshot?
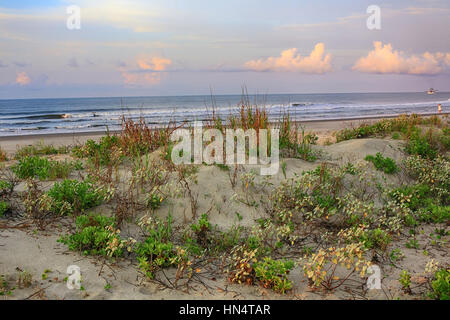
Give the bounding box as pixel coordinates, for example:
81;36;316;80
58;214;132;258
12;156;78;180
365;153;398;174
14;142;69;160
45;179;105;215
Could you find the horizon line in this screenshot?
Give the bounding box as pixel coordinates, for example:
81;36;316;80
1;90;449;101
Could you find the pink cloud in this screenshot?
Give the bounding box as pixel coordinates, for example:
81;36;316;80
245;43;332;74
120;55;172;86
16;71;31;86
353;42;450;75
137;56;172;71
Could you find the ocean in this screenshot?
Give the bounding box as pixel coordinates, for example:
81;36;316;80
0;92;449;136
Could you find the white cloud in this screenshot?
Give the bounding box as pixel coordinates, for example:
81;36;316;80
244;43;332;74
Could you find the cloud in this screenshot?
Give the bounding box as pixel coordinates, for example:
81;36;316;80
137;56;172;71
120;55;172;86
0;61;7;68
244;43;332;74
353;42;450;75
68;58;79;68
16;72;31;86
14;61;27;67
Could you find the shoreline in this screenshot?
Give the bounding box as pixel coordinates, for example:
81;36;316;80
0;112;448;154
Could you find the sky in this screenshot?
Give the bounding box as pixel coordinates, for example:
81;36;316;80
0;0;450;99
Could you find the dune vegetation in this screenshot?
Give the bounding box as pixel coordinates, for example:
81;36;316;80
0;105;449;300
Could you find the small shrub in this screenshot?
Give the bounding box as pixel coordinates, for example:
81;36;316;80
418;204;450;224
390;184;432;211
405;238;419;249
0;180;13;194
405;134;437;159
228;246;257;286
12;156;74;180
303;244;371;291
73;135;121;165
399;270;412;294
47;179;104;215
390;249;404;263
360;228;391;251
58;214;132;257
428;268;450;300
254;257;294;294
0;200;9;217
403;156;449;206
135;215;180;279
365;153;398;174
146;191;165;210
190;214;212;247
0;275;14;296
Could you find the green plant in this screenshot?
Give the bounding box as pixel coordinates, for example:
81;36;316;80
0;180;13;194
41;269;51;280
215;163;229;171
73;135;121;165
146;191;165;210
281;161;287;179
390;248;404;263
335;115;418;142
399;270;411;294
405;238;419;249
135;215;180;279
0;275;14;296
405;133;437;159
390;184;432;211
360;228;391;251
58;214;131;257
254;257;294;294
12;156;75;180
14;142;67;159
46;179;104;215
0;200;9;217
419;204;450;224
344;162;358;175
190;213;212;247
428;268;450;300
365;153;398;174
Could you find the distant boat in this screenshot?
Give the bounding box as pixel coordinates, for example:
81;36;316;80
427;88;437;95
